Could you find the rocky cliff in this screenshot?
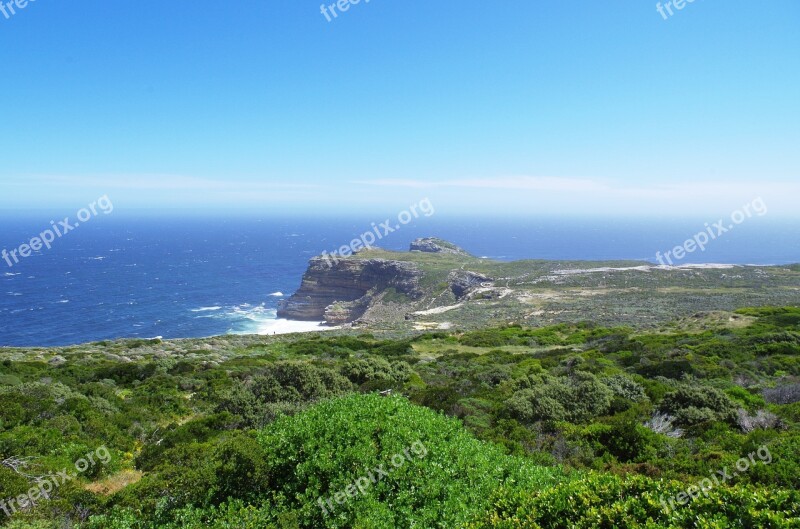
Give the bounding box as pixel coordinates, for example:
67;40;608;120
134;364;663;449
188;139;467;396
409;237;469;256
274;238;800;331
276;257;423;324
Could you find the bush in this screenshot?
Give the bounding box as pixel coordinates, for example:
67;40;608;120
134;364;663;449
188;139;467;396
597;413;661;463
340;358;410;386
255;393;561;528
736;409;782;432
659;385;737;426
250;363;352;403
603;375;648;402
506;372;613;423
0;375;22;386
211;433;269;504
764;382;800;405
467;472;800;528
643;412;684;438
0;465;31;502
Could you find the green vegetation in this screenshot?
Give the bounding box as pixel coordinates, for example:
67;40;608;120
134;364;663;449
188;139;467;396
344;246;800;330
0;306;799;527
469;473;800;528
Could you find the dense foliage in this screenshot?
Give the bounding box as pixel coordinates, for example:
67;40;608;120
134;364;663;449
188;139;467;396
469;473;800;528
0;306;798;527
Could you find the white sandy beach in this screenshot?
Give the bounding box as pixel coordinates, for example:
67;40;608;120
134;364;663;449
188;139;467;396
256;318;337;335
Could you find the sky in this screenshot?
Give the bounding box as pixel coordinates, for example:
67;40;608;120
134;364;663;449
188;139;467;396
0;0;798;218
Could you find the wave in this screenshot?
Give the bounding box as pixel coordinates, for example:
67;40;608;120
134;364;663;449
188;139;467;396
191;303;329;336
229;304;330;335
190;306;222;312
223;304;276;334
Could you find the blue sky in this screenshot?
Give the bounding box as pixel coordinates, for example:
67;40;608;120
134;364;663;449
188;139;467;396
1;0;798;218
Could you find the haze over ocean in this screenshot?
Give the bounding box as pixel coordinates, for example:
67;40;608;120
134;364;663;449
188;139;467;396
2;215;798;347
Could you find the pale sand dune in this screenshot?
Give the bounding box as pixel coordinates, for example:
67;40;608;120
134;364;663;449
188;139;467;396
553;264;737;275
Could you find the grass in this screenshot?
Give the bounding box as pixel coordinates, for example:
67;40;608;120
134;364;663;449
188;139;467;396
85;470;144;496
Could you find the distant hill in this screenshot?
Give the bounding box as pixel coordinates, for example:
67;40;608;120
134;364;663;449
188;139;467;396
278;237;800;331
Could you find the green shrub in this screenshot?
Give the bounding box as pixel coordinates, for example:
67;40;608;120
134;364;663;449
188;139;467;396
211;433;270;504
468;472;800;528
251;363;352;403
255;393;562;528
340;357;410;386
603;375;647;403
507;372;613;423
659;385;737;426
0;375;22;386
0;465;30;502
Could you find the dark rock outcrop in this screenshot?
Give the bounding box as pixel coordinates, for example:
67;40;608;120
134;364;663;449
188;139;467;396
449;271;493;299
277;257;423;324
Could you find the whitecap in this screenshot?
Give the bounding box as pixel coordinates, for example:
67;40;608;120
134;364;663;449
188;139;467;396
191;306;222;313
268;291;285;297
215;303;336;336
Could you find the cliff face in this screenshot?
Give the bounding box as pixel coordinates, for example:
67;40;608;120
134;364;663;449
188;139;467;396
449;270;493;299
276;257;423;324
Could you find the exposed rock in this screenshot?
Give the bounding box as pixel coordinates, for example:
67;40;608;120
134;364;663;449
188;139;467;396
324;295;374;325
409;237;469;256
449;271;493;299
277;257;423;324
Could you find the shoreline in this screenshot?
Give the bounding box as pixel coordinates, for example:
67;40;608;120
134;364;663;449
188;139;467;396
255;318;337;336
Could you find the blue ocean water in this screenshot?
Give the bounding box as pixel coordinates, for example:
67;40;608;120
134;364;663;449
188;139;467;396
1;215;798;347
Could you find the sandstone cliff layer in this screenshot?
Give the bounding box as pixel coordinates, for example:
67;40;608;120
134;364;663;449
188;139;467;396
276;257;423;324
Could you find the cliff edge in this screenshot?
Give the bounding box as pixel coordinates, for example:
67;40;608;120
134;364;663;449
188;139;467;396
276;257;424;324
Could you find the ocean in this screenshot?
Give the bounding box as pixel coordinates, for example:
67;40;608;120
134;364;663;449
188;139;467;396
1;215;798;347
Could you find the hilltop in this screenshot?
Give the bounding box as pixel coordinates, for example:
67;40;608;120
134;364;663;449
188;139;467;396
277;237;800;332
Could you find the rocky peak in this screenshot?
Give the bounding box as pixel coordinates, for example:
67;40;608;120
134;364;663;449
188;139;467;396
409;237;469;256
